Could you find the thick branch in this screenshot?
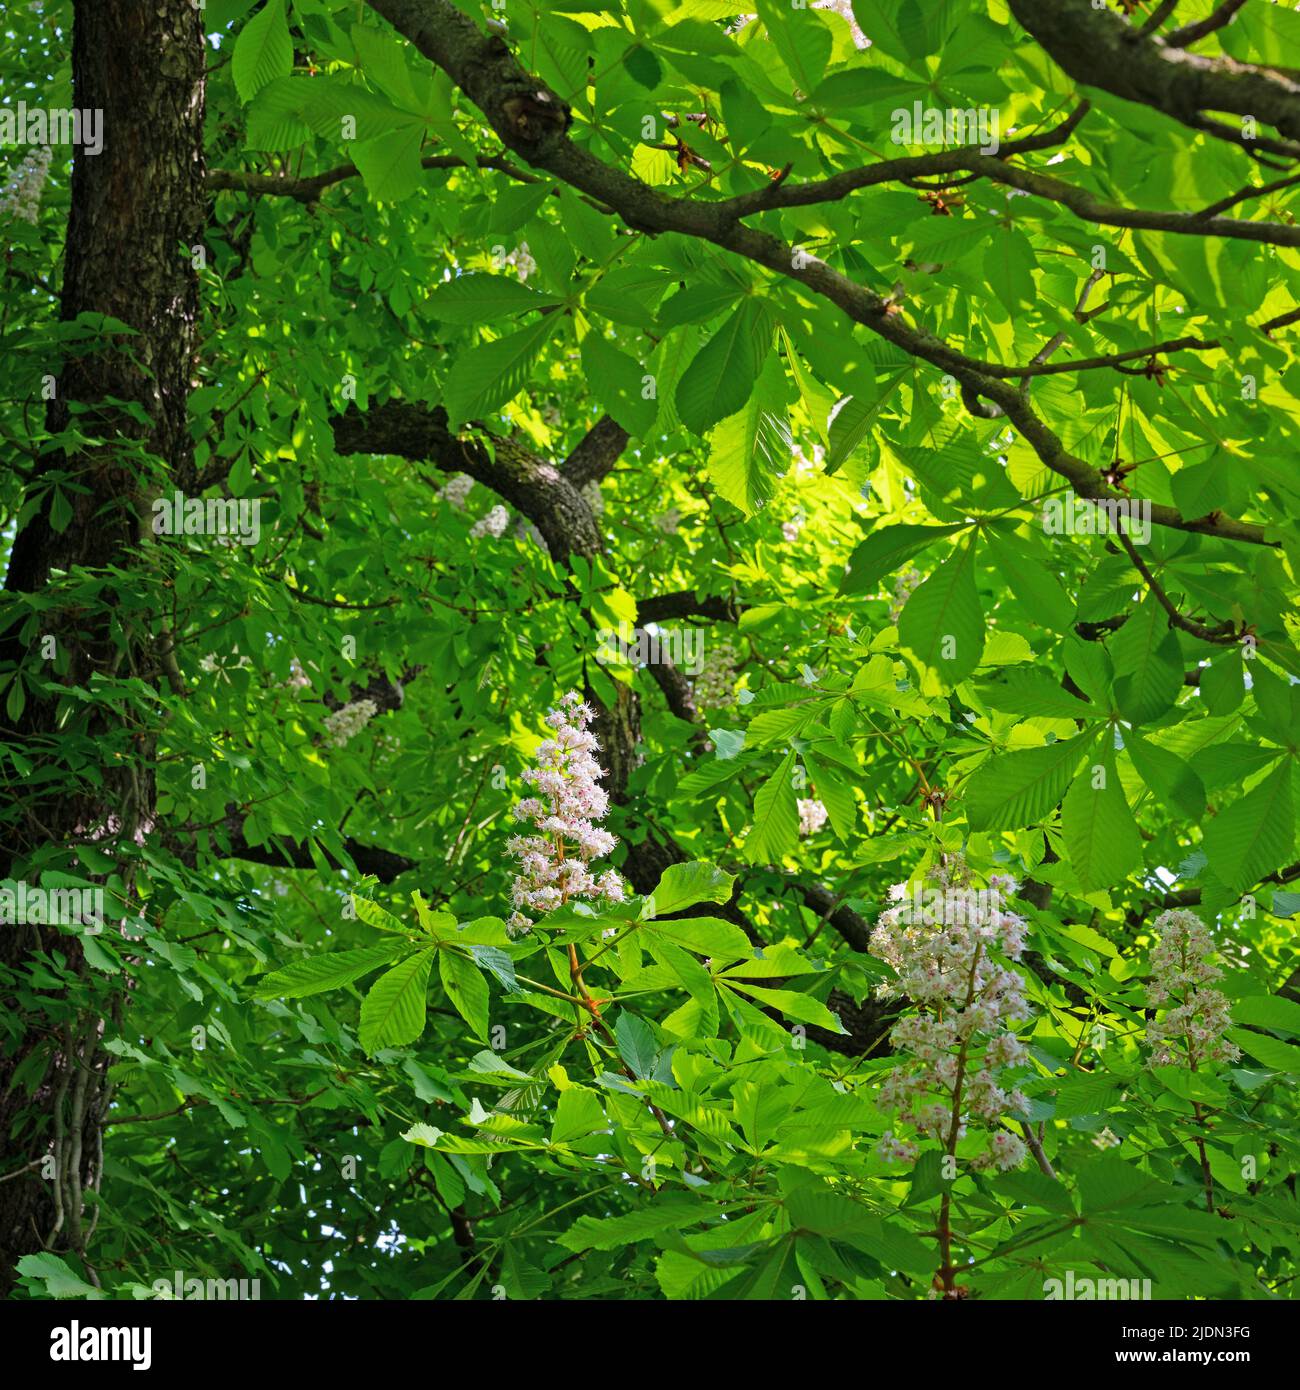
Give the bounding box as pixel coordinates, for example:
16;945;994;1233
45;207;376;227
208;153;537;202
331;400;601;561
366;0;1276;548
561;414;630;487
636;590;739;624
1009;0;1300;156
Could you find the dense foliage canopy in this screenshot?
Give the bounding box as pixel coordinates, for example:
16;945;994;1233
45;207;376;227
2;0;1300;1304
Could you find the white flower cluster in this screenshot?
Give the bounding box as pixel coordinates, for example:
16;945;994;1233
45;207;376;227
692;638;740;709
470;503;509;539
655;507;681;534
504;242;537;283
889;565;924;623
438;473;474;509
506;692;625;935
1145;909;1241;1069
870;860;1033;1172
797;797;828;836
276;656;311;691
0;146;52;224
782;515;804;544
323;698;378;748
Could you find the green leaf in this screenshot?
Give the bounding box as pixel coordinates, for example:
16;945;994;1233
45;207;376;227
676;300;769;436
581;331;659;437
645;861;735;917
444;316;559;427
439;950;490;1042
1227;1026;1300;1073
359;948;435;1054
1112;598;1183;726
965;731;1095;831
251;941;411;999
1231;995;1300;1036
705;354;792;514
15;1252;104;1300
351;124;426;203
826;372;906;474
615;1012;659;1079
1061;750;1142;890
898;535;984;689
550;1086;608;1143
1202;757;1293;893
646;915;752;960
727;981;845;1032
426;274;559;324
1125;732;1205;820
744;750;798;863
232;0;292;104
840;523;961;597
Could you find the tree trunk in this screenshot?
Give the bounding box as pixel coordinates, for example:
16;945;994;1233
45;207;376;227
0;0;205;1291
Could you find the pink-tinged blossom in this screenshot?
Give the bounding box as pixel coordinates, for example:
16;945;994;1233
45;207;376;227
506;691;625;935
1145;909;1241;1069
869;857;1033;1172
797;798;828;837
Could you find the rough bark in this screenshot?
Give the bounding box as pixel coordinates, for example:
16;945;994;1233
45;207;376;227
0;0;205;1291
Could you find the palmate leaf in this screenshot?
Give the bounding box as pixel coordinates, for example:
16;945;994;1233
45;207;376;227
898;535;984;689
965;730;1096;831
744;750;798;863
443;316;559;427
1112;597;1183;726
705;355;793;515
232;0;291;104
426;274;560;324
359;947;436;1054
351;123;425;203
1061;751;1143;891
677;298;769;437
644;861;735;917
826;370;906;474
1202;757;1293;893
840;522;962;597
439;949;490;1042
251;940;412;999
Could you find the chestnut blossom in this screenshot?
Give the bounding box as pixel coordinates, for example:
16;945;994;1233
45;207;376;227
323;698;378;748
870;859;1033;1172
470;504;509;539
1145;909;1241;1069
506;691;625;935
438;473;473;509
797;798;828;837
0;146;52;225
